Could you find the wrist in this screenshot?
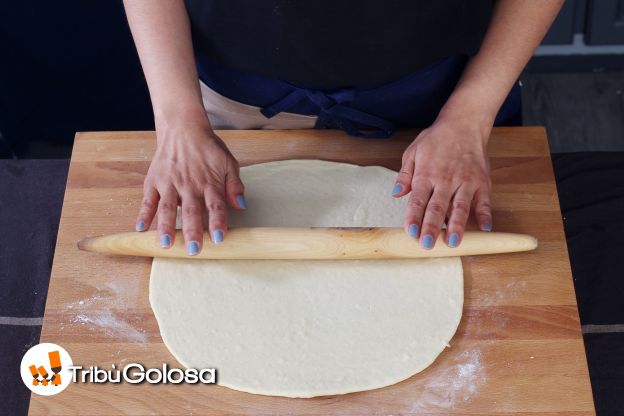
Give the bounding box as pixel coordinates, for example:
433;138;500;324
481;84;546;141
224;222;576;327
154;108;215;150
154;103;212;136
435;88;497;143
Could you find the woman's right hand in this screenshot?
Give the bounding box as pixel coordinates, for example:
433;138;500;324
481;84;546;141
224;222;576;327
134;112;246;256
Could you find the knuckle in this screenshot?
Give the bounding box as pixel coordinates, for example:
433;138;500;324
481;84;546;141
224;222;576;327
138;209;153;219
143;183;155;194
204;183;222;195
439;171;453;183
427;202;446;216
452;199;470;215
411;170;428;182
182;205;202;218
459;174;472;183
464;176;491;188
476;200;492;212
141;198;156;210
411;174;433;190
408;197;427;211
226;176;244;189
158;201;176;213
401;149;414;164
206;200;227;212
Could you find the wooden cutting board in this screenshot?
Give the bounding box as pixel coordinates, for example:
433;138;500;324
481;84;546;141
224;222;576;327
30;128;595;415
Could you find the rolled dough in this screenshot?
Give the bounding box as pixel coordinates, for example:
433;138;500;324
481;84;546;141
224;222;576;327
150;160;463;398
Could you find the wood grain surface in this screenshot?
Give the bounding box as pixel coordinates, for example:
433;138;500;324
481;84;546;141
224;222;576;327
30;128;595;415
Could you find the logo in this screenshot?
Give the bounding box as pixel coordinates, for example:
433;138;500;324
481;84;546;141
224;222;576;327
20;343;73;396
20;343;216;395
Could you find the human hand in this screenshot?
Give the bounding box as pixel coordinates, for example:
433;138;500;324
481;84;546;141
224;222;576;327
391;120;492;249
135;115;246;255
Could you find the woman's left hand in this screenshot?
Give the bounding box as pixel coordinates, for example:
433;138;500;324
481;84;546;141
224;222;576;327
391;119;493;249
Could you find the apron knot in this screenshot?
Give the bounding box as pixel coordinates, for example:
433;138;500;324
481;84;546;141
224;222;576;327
261;88;394;139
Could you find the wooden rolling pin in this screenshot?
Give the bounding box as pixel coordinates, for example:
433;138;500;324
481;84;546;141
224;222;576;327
77;228;537;260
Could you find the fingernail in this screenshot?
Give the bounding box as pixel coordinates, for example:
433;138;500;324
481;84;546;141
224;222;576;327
135;221;146;232
160;234;171;248
448;233;459;248
236;195;248;209
391;183;403;196
421;234;434;250
483;223;492;232
408;224;419;238
212;230;224;244
187;241;200;256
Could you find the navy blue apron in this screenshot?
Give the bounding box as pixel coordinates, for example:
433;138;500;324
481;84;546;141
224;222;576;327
195;54;522;138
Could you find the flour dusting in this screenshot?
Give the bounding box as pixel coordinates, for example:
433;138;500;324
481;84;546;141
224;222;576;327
66;293;106;309
73;310;147;343
481;278;527;306
64;275;146;344
412;348;485;410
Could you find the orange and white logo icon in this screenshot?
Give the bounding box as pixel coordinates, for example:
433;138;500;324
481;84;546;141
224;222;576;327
20;343;73;396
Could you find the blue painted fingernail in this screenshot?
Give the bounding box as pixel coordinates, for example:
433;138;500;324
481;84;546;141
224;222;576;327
212;230;224;244
421;235;434;250
160;234;171;248
391;183;403;196
448;233;459;248
187;241;200;256
408;224;419;238
236;195;248;209
483;223;492;232
135;221;146;232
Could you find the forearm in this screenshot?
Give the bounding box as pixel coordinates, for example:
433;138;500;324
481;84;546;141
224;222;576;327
123;0;208;129
438;0;564;135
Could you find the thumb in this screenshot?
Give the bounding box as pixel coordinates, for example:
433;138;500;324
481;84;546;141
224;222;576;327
391;154;414;198
224;159;247;209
